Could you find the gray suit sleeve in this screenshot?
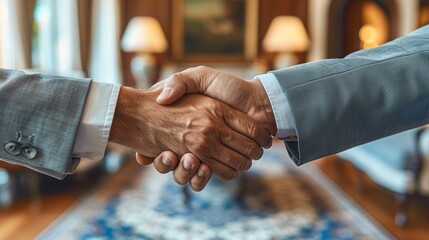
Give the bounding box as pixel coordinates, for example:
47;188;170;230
0;69;91;179
271;25;429;165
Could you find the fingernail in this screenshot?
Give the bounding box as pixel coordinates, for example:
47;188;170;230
162;155;172;166
197;168;207;177
183;157;193;170
157;88;172;101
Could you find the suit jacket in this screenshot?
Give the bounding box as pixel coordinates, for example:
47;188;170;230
272;25;429;165
0;69;91;179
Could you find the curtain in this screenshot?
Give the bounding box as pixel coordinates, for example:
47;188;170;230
89;0;122;83
77;0;92;75
88;0;123;84
1;0;35;69
0;0;6;66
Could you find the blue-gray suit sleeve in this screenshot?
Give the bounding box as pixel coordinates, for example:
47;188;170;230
0;69;91;179
271;25;429;165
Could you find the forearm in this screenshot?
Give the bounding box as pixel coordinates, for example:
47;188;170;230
272;25;429;164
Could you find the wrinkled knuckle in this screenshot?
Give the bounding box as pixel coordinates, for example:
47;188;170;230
200;164;212;176
210;99;222;108
208;101;223;114
194;139;210;153
248;122;260;139
215;107;225;117
223;132;232;142
200;125;216;136
170;72;182;82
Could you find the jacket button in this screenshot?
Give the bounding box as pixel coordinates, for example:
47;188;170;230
20;145;37;159
3;141;21;156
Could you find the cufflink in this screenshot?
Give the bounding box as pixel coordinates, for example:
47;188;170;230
3;132;38;159
3;141;21;156
21;145;37;159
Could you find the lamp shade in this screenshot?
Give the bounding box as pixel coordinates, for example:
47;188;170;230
121;17;168;53
262;16;309;52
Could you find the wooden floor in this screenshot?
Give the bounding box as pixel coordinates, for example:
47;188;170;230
0;157;428;240
0;167;106;240
314;156;429;240
0;191;80;240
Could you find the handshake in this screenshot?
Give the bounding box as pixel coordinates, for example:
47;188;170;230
109;66;277;192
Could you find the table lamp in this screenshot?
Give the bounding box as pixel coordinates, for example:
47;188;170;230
121;17;168;88
262;16;309;69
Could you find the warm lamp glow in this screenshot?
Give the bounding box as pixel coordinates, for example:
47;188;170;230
121;17;168;53
359;2;388;50
262;16;309;53
359;24;379;49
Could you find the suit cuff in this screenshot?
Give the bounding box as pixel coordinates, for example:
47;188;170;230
257;73;296;138
72;81;121;160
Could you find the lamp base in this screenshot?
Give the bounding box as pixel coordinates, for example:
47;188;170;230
131;53;156;89
273;53;298;69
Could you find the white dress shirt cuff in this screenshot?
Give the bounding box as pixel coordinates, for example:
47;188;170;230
256;73;296;138
72;81;121;160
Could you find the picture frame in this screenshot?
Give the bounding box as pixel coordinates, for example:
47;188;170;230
172;0;258;62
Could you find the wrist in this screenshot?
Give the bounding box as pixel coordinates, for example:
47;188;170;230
110;86;166;157
250;78;277;135
109;86;136;145
110;87;156;146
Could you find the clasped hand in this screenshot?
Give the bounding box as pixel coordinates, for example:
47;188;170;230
132;66;277;191
109;72;275;190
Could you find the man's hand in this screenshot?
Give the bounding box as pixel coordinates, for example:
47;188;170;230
137;66;277;191
136;152;211;191
109;86;272;181
157;66;276;134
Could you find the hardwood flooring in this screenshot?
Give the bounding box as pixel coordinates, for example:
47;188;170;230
314;156;429;240
0;166;106;240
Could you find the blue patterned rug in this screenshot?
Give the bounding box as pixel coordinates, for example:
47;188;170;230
38;143;393;240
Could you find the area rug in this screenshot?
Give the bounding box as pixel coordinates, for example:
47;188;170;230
37;143;394;240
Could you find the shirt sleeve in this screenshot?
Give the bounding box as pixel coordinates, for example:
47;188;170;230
72;81;121;160
256;73;297;138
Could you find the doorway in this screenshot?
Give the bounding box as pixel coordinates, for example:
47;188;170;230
328;0;397;58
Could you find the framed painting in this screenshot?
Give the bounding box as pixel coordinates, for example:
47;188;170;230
172;0;258;62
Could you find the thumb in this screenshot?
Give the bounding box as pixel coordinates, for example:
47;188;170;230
156;77;187;104
156;66;212;105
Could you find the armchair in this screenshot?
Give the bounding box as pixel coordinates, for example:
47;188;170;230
337;127;429;226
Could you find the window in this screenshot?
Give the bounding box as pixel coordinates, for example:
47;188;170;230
0;0;8;67
32;0;83;76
